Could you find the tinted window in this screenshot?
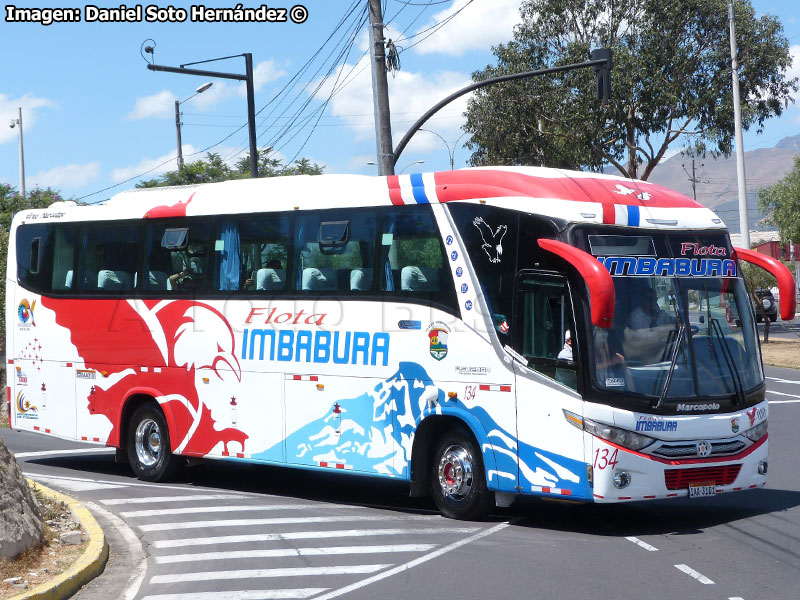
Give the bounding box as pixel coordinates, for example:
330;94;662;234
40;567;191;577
77;223;139;292
143;220;212;292
295;211;376;292
216;214;291;292
17;223;77;294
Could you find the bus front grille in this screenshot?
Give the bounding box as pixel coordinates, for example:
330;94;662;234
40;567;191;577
664;464;741;490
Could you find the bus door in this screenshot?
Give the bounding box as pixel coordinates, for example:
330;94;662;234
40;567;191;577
512;271;587;496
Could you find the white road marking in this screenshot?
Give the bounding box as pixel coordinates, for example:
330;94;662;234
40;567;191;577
30;475;124;492
728;597;746;600
152;527;478;548
103;494;245;506
140;591;327;600
768;399;800;404
625;536;659;551
120;504;323;517
675;564;715;584
83;501;147;600
767;390;800;401
140;514;440;532
150;564;391;584
15;447;116;458
766;377;800;385
23;471;255;495
155;544;435;564
311;521;512;600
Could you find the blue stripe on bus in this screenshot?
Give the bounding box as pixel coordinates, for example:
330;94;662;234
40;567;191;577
410;173;429;204
627;205;640;227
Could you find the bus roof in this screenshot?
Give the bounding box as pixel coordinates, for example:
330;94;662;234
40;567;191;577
22;166;725;231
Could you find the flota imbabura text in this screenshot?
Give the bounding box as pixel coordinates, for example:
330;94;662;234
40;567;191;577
241;309;390;366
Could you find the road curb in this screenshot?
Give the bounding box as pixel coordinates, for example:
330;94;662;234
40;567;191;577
8;479;109;600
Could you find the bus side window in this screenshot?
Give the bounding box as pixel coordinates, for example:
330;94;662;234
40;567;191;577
225;214;290;292
294;212;376;293
16;223;75;294
144;220;212;292
381;209;444;292
77;223;139;292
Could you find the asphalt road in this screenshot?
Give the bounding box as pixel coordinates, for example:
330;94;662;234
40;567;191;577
3;365;800;600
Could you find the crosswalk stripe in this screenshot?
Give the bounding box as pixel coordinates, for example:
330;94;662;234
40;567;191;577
30;476;124;492
140;589;328;600
155;544;435;564
152;527;478;548
149;564;392;584
121;504;321;517
140;515;440;532
102;494;247;505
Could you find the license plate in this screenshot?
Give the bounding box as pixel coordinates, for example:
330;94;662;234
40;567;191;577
688;482;716;498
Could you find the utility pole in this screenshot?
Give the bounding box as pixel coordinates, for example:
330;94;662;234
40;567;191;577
368;0;394;176
729;0;750;248
175;100;184;168
682;158;703;201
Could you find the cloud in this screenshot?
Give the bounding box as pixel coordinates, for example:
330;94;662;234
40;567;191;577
127;90;176;120
789;44;800;101
315;55;471;149
0;93;54;144
411;0;522;56
110;146;194;182
29;162;101;190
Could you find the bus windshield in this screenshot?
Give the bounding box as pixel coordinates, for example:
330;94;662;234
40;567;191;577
584;231;763;403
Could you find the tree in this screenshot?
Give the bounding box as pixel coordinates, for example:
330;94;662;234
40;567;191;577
758;155;800;243
137;152;324;188
464;0;797;180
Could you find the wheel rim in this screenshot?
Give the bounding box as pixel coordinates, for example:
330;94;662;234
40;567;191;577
437;444;474;501
135;418;162;468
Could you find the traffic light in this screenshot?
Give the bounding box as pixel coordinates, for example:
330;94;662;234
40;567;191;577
591;48;612;101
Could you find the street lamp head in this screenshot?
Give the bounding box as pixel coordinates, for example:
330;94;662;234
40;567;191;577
9;119;16;129
196;82;213;94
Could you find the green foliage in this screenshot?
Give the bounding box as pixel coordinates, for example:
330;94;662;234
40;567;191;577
741;262;777;292
758;155;800;243
464;0;797;180
137;152;324;188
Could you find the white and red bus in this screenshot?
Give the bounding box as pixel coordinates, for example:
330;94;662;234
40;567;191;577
6;167;795;519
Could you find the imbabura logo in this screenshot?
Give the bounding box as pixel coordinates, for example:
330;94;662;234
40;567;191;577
427;321;451;361
597;256;736;278
241;308;390;366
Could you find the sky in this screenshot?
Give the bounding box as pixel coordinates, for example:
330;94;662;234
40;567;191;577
1;0;799;204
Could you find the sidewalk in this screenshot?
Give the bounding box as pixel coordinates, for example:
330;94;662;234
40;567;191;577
8;481;108;600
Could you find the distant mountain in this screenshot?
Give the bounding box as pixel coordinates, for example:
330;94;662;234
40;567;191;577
645;133;800;234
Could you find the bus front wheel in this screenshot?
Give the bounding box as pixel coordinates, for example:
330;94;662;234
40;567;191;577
430;428;493;520
127;405;183;482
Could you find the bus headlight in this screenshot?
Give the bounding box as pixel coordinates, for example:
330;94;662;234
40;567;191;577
744;420;767;442
563;410;655;451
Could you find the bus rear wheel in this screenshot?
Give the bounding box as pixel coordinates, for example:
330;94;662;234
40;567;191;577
430;428;493;520
127;405;183;482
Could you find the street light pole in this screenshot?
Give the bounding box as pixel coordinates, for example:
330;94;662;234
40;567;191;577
419;129;470;170
174;82;213;169
147;52;259;177
9;107;26;200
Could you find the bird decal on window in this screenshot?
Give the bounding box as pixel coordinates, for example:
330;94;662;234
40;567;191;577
473;217;507;263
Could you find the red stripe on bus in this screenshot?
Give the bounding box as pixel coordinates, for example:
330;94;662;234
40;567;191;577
601;202;615;224
7;359;13;364
387;175;403;205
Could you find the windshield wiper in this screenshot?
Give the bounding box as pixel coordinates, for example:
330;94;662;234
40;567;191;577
654;321;685;410
708;318;745;406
